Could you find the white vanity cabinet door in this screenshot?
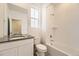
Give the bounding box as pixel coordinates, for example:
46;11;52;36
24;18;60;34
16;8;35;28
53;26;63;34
18;44;33;56
18;39;34;56
0;39;34;56
0;48;17;56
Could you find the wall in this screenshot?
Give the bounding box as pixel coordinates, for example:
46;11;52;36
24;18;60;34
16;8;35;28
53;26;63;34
53;3;79;55
41;4;55;44
11;3;30;9
41;5;47;43
42;3;79;55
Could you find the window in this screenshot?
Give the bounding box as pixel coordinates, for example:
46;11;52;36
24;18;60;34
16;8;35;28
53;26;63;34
31;8;40;28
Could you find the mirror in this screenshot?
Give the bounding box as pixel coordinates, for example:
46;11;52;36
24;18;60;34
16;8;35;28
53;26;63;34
11;19;21;35
8;3;28;37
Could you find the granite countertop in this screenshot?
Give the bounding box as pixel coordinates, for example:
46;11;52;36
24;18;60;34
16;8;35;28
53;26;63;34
0;34;34;43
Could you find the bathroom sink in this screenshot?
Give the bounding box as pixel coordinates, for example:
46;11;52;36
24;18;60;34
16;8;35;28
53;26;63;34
9;34;33;41
9;34;26;40
10;36;25;40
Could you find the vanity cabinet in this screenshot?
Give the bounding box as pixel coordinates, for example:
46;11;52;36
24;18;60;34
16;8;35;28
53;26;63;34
18;39;34;56
0;48;17;56
18;43;33;56
0;39;34;56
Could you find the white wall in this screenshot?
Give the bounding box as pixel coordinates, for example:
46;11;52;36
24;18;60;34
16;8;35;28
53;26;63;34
41;5;47;43
53;3;79;55
42;3;79;55
11;3;30;9
54;4;79;46
41;4;55;44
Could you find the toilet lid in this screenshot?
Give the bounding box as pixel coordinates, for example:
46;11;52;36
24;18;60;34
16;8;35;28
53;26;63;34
36;44;47;50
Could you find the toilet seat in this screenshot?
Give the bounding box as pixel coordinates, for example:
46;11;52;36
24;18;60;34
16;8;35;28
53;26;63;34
36;44;47;52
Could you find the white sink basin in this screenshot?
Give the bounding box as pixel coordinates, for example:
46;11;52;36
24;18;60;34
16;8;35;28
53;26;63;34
10;37;25;40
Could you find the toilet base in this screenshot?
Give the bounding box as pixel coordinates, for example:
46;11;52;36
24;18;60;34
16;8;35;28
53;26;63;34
36;52;45;56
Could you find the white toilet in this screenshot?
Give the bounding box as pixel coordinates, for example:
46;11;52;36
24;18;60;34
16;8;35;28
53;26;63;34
34;36;47;56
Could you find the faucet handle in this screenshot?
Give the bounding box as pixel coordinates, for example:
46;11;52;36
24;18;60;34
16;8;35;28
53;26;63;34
50;39;55;43
51;39;54;41
50;39;55;45
50;35;52;38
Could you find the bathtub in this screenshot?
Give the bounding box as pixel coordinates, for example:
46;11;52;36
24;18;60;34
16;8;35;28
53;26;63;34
46;42;71;56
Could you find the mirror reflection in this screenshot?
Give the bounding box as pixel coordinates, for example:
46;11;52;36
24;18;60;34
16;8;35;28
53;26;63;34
12;19;21;35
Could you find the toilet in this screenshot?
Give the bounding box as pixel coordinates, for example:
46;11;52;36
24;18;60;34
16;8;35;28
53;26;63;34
34;36;47;56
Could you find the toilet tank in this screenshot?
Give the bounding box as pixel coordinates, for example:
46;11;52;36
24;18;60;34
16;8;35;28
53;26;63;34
34;36;41;44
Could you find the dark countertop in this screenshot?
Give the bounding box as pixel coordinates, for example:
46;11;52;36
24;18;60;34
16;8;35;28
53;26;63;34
0;35;34;43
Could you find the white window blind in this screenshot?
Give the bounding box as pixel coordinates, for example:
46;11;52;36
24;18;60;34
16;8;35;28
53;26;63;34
31;8;40;28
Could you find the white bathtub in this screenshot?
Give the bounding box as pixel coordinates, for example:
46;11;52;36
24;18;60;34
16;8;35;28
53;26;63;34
46;42;70;56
